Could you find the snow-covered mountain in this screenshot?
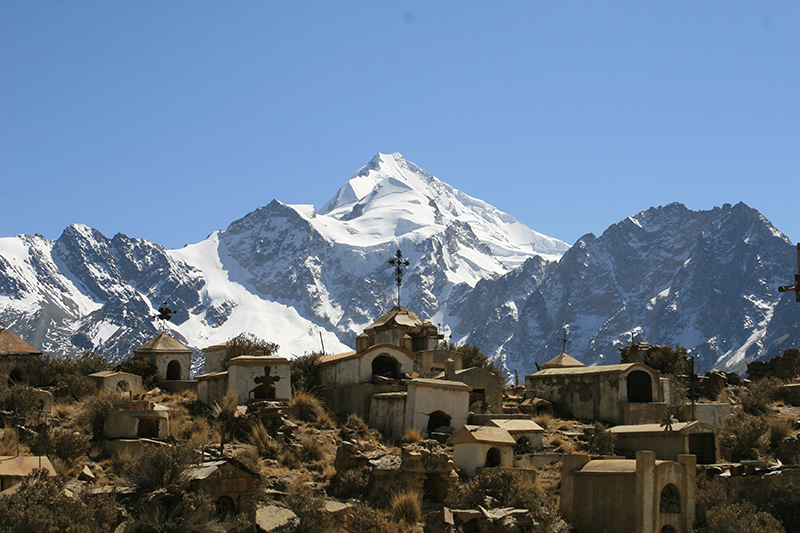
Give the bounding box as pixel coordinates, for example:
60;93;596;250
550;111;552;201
0;153;797;377
455;202;799;376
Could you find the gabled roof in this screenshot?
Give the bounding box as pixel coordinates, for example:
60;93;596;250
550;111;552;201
0;328;41;356
486;419;544;433
541;352;585;369
450;425;516;446
186;457;259;480
0;456;56;478
134;333;191;353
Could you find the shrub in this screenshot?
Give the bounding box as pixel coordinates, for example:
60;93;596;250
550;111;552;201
249;422;280;459
438;342;502;377
119;444;192;492
328;467;371;499
0;470;118;533
769;416;795;448
211;391;240;451
117;354;160;389
585;422;616;455
349;502;393;533
290;352;323;393
289;391;327;424
221;332;278;367
31;429;90;465
131;490;247;533
720;411;768;462
0;384;41;416
390;490;422;524
338;413;381;443
284;483;334;533
739;377;783;416
706;501;785;533
78;391;129;441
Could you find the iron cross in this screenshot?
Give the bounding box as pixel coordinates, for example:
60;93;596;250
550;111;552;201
778;243;800;303
388;248;410;307
558;326;571;353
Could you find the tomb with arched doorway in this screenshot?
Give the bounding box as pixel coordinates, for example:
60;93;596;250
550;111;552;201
133;333;192;382
186;457;260;523
561;451;696;533
524;362;667;425
451;425;516;477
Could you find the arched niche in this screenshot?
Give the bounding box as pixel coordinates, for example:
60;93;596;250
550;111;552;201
372;354;400;379
426;410;452;434
659;484;681;514
486;447;502;468
166;359;182;381
627;370;653;403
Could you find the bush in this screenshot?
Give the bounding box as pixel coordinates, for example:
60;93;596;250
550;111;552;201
290;352;323;393
739;377;783;416
30;429;90;465
131;490;247;533
0;470;118;533
284;483;334;533
349;502;393;533
720;411;768;462
289;391;327;424
0;384;41;417
222;332;279;367
117;354;160;389
706;501;785;533
390;490;422;524
585;422;616;455
119;444;192;492
78;391;129;441
438;342;502;377
769;416;795;449
328;467;371;500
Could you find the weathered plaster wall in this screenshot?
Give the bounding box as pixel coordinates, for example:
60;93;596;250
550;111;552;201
405;381;469;433
369;392;407;438
227;357;290;404
453;442;513;477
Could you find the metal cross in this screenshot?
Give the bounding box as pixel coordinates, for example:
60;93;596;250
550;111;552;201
388;249;410;307
558;326;571;353
778;243;800;303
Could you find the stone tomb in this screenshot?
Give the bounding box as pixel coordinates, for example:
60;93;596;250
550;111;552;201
0;327;41;392
485;419;545;450
525;362;667;425
609;420;718;464
88;370;143;395
451;425;517;477
134;333;192;382
561;451;696;533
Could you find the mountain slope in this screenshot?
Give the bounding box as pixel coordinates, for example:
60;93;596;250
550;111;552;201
454;202;797;376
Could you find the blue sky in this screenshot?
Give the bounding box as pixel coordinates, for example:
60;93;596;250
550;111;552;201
1;2;798;250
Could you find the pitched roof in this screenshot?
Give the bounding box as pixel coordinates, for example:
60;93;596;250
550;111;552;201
450;425;516;445
541;352;585;369
485;419;544;433
134;333;191;353
0;456;56;478
364;306;424;331
0;329;41;356
528;362;653;378
609;420;712;435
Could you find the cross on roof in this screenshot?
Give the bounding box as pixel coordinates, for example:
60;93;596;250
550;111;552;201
558;326;571;354
387;248;410;307
778;243;800;303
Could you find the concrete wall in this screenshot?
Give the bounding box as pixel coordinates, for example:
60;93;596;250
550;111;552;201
526;366;662;424
453;442;514;477
357;346;414;383
197;374;228;406
454;367;504;414
149;352;192;381
91;373;143;395
560;451;696;533
369;392;407;439
227;357;290;404
675;403;732;428
622;402;669;425
104;410;170;440
323;382;406;420
405;381;469;433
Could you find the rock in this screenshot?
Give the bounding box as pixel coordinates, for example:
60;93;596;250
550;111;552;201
255;503;299;533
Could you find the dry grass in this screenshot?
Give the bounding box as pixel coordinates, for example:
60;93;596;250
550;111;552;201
234;446;264;474
289;391;327;424
533;412;554;429
402;427;426;443
717;387;732;404
249;422;279;458
53;402;78;420
769;416;795;448
185;417;212;450
390;489;422;524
